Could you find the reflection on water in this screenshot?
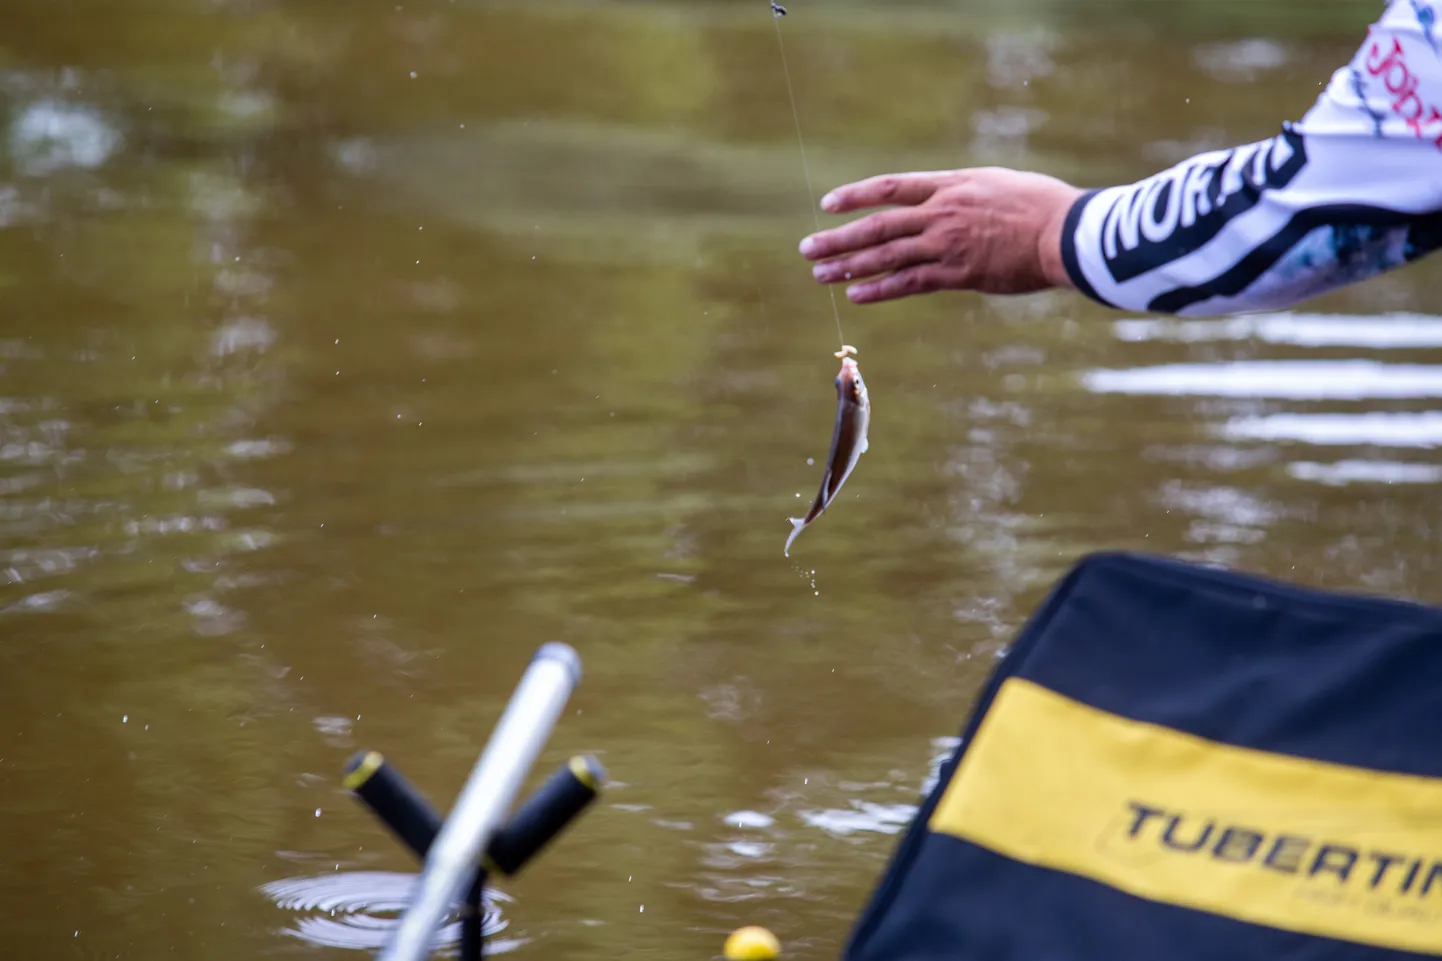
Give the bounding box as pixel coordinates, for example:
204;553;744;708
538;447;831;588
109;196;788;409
1192;38;1290;81
1081;305;1442;580
3;2;1441;961
260;871;522;953
1221;412;1442;448
1113;312;1442;348
1087;311;1442;510
1083;360;1442;399
1287;460;1442;486
10;100;121;176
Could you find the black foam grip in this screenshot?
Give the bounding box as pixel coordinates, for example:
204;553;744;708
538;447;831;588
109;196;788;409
344;750;443;858
487;755;606;875
344;752;605;876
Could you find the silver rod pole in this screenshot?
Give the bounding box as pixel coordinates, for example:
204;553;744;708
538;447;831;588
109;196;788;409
378;642;582;961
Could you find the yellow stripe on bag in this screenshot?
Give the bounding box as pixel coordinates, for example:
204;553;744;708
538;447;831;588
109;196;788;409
928;677;1442;955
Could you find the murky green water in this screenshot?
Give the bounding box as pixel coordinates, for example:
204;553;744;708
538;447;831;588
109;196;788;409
3;1;1440;958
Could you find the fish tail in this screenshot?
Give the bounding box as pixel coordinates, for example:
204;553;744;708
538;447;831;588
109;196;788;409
784;516;806;557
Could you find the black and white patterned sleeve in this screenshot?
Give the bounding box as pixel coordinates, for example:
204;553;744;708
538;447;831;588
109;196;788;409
1061;0;1442;317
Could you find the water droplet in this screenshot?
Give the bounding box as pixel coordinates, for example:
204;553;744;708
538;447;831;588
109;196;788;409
315;808;322;817
122;715;128;723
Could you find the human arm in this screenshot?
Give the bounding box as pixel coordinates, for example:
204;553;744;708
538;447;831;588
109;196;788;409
801;2;1442;317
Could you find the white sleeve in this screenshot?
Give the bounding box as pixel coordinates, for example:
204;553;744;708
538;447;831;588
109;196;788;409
1061;0;1442;317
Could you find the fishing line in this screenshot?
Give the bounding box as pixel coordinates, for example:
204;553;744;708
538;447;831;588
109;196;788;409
770;1;846;351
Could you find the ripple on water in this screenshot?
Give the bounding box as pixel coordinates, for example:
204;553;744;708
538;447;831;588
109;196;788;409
259;870;523;953
1;545;101;584
1;589;71;614
796;736;960;841
798;801;917;838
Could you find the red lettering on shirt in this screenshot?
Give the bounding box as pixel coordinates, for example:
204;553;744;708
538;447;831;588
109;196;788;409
1365;35;1442;150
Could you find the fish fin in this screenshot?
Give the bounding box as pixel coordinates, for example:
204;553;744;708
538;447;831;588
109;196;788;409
784;516;806;557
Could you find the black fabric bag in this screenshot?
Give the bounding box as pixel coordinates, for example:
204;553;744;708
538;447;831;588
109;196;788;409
845;551;1442;960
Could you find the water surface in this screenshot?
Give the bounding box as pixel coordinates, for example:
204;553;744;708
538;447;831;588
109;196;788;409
2;2;1440;959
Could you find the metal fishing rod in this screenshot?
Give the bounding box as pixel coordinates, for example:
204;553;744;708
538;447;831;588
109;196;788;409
375;641;583;961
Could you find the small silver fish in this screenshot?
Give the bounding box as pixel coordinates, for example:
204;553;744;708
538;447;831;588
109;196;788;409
785;345;871;557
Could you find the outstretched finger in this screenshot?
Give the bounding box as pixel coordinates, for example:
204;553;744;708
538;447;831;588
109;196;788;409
799;207;928;262
818;171;956;214
811;235;932;285
846;263;963;304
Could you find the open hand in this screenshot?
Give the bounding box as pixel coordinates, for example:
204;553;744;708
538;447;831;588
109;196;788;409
798;167;1084;304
